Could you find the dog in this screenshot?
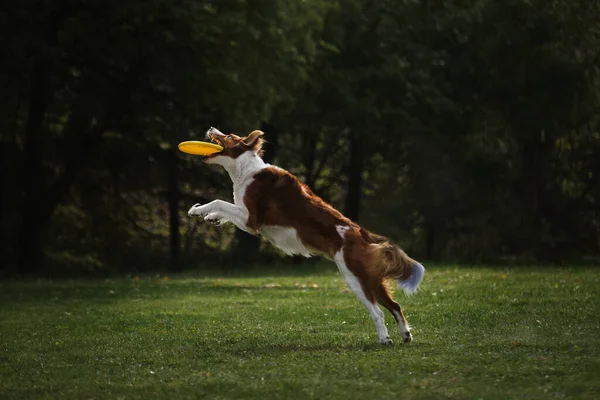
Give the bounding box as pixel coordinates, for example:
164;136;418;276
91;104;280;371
188;127;425;344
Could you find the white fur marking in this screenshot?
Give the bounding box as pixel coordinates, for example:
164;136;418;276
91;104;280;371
188;200;253;234
334;250;391;344
335;225;350;239
398;261;425;295
260;226;312;257
207;151;266;216
392;310;410;334
206;151;267;191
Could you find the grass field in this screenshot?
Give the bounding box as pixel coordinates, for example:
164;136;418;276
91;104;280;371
1;264;599;399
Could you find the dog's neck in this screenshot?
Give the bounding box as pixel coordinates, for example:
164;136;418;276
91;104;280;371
220;151;267;186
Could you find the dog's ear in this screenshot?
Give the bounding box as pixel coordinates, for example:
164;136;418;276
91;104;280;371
242;130;265;149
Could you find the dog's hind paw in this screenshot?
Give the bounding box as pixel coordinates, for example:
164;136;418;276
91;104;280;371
379;336;394;345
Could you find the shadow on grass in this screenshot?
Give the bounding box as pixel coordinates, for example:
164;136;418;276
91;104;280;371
215;341;426;357
4;263;593;307
0;276;340;307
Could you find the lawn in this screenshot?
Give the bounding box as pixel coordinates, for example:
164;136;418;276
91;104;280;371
1;264;599;399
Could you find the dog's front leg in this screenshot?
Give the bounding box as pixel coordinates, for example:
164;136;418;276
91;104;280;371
188;201;253;234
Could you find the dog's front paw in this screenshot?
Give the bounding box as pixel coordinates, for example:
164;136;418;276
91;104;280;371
204;212;224;226
188;203;205;217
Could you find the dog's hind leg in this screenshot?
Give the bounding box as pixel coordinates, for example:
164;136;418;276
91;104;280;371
334;250;392;345
374;284;412;343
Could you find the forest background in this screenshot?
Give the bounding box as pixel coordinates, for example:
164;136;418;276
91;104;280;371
1;0;599;277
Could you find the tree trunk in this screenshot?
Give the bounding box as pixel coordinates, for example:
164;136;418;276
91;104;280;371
303;131;318;188
425;224;435;259
17;61;50;274
516;135;545;255
167;148;181;271
343;130;364;222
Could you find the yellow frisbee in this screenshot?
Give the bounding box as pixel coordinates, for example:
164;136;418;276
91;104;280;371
178;141;224;156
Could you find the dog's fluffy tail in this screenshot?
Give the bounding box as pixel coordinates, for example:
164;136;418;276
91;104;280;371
364;229;425;295
398;260;425;295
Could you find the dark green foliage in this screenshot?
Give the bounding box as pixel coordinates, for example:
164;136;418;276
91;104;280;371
1;0;599;275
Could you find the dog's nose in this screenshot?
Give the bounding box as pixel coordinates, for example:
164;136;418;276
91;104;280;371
207;127;224;136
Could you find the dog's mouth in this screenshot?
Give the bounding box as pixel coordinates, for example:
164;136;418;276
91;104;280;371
209;136;223;147
207;132;225;147
203;133;224;160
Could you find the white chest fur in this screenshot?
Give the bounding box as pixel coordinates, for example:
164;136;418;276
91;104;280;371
214;151;267;208
259;226;312;258
232;176;252;208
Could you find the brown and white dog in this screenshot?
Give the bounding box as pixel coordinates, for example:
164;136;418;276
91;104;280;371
188;127;425;344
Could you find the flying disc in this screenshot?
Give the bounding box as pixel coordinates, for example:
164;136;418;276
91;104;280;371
178;141;224;156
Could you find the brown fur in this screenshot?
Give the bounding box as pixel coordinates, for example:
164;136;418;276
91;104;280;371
244;167;350;257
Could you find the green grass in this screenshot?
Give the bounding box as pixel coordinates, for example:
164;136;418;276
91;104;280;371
1;264;599;399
